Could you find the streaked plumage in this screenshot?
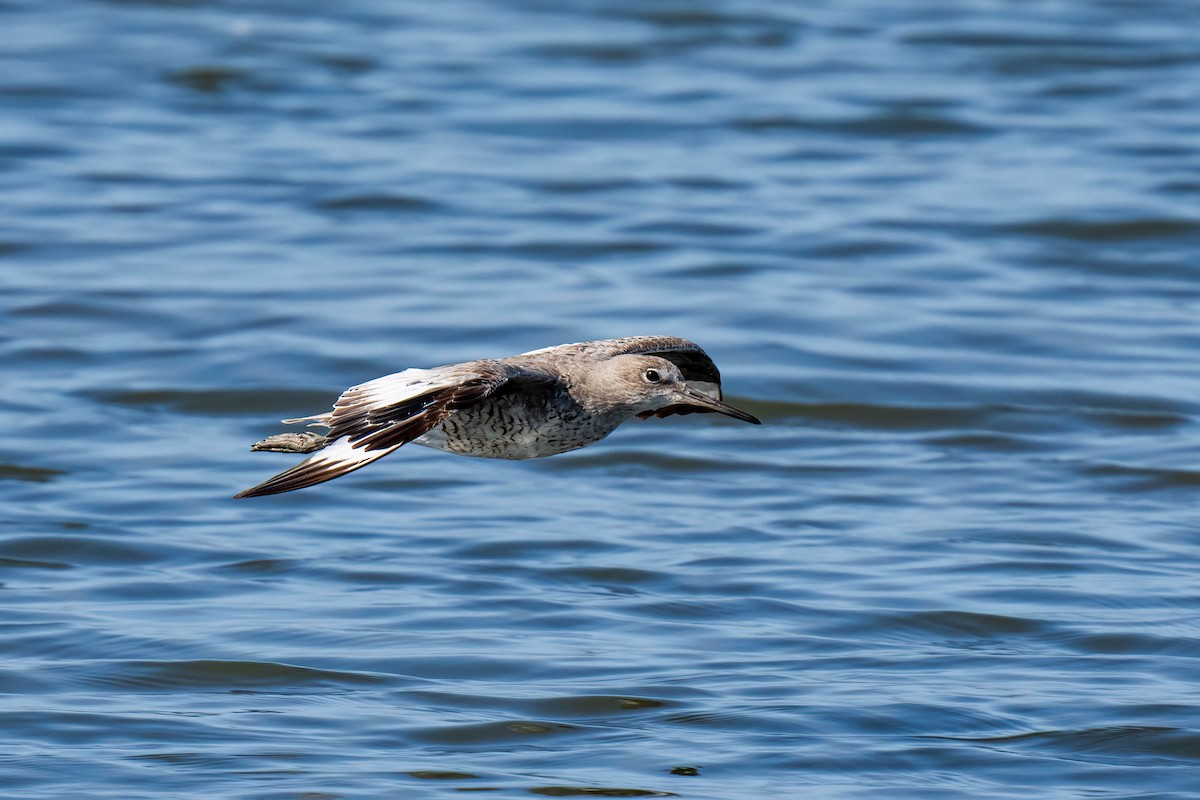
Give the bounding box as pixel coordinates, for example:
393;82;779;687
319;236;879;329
235;336;759;498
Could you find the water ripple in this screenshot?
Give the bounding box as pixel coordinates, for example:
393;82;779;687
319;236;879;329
3;0;1199;797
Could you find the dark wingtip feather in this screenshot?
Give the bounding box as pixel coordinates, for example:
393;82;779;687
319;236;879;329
233;466;345;498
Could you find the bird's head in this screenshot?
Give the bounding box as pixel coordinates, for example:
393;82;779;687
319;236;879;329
591;355;760;424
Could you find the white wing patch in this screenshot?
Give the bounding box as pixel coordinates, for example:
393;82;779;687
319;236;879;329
335;367;441;411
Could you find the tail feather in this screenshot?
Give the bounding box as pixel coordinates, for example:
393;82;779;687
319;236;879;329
249;431;328;453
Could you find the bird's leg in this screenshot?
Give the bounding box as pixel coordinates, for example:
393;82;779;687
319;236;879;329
250;431;328;453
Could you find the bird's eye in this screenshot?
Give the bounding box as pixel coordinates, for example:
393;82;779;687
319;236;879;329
643;368;662;383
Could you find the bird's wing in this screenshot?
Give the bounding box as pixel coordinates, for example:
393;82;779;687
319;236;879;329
234;362;556;498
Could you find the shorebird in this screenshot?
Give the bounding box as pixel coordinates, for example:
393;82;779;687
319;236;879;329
234;335;760;498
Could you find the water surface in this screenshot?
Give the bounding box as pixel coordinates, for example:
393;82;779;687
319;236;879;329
2;1;1199;798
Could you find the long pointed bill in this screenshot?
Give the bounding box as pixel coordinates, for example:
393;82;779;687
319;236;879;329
676;386;761;424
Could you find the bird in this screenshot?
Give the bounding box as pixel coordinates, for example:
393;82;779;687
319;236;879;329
234;335;760;498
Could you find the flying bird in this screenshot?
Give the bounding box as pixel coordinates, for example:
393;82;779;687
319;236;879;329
235;336;760;498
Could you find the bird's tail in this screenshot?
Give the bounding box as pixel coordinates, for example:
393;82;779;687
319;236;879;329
249;431;327;453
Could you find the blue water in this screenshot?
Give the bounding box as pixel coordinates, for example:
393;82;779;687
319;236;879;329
3;1;1200;797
